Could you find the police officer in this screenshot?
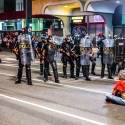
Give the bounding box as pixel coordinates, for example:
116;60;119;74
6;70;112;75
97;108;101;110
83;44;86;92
36;39;45;75
101;35;114;79
73;33;81;45
14;28;34;85
43;39;59;83
72;39;81;80
80;34;92;81
60;38;75;78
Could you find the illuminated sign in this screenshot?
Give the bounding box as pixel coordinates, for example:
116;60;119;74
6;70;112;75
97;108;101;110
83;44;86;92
72;16;83;23
89;15;104;23
72;16;83;20
73;20;82;23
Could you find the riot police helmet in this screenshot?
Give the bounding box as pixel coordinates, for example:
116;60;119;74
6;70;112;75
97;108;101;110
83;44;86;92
22;27;28;34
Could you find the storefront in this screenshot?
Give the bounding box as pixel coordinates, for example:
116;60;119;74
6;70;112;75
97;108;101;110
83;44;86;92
113;5;125;37
71;15;105;36
0;11;63;36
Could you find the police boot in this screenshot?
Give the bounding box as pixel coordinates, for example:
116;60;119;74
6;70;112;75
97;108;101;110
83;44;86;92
111;63;116;76
70;66;75;78
91;62;96;75
63;65;67;78
26;66;32;85
82;65;86;77
40;64;43;75
15;67;23;84
85;65;91;81
118;63;123;73
55;79;60;83
44;65;48;82
101;64;105;78
75;65;80;80
52;62;60;83
85;76;91;81
107;65;113;79
47;64;52;76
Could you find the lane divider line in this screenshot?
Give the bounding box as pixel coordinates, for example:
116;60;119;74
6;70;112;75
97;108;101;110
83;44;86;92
0;93;107;125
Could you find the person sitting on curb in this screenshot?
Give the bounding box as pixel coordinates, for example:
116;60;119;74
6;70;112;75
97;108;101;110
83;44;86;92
105;70;125;106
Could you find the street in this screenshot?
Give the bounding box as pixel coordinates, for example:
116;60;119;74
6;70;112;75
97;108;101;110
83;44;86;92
0;52;125;125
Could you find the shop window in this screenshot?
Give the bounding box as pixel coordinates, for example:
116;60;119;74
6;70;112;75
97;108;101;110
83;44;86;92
16;0;24;11
0;0;4;13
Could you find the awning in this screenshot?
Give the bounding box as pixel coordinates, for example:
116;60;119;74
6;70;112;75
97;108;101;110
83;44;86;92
0;11;59;20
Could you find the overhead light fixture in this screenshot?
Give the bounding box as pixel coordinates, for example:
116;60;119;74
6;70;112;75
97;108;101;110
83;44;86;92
64;5;68;8
116;0;120;4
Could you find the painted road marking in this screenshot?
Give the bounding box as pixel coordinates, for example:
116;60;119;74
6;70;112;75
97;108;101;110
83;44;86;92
0;93;107;125
0;72;110;95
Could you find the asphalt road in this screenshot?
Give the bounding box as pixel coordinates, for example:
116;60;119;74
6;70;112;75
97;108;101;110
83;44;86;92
0;52;125;125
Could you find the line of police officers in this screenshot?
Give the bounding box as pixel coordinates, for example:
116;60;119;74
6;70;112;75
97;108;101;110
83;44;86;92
12;29;121;85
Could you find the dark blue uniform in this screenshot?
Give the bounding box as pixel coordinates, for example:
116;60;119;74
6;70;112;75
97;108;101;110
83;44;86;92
43;42;59;83
60;40;75;78
36;40;45;75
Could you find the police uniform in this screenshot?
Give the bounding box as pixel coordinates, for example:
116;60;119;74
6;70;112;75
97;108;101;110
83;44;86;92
43;41;59;83
101;38;114;79
90;47;98;75
15;33;34;85
73;33;81;45
80;35;92;81
72;43;81;80
36;40;45;75
60;39;75;78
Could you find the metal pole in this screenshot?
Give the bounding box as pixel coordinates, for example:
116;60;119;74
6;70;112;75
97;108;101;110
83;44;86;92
25;0;32;34
87;15;89;34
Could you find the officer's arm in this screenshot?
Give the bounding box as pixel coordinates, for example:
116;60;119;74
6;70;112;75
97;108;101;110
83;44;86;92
12;41;19;58
60;43;64;53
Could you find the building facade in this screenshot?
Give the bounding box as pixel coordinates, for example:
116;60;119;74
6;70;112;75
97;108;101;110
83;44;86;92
0;0;124;37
